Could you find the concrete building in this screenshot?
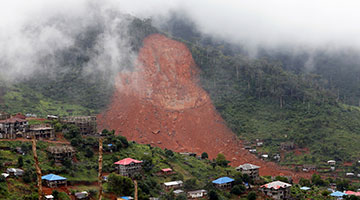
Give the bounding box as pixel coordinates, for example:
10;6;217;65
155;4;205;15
236;163;260;180
260;181;292;200
24;124;55;139
47;145;75;162
0;112;10;120
114;158;143;177
0;117;29;139
60;116;97;135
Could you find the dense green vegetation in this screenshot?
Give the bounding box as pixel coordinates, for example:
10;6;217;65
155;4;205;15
0;135;254;200
0;17;158;117
182;37;360;164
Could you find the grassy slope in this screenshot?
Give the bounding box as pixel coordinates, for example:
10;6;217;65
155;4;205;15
0;84;94;117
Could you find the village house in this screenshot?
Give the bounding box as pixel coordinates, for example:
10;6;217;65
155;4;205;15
60;116;97;135
75;191;89;200
47;145;75;162
47;115;59;120
302;164;316;172
163;181;183;190
42;174;67;188
24;124;55;139
0;112;10;120
173;189;185;196
212;177;234;189
280;142;295;150
114;158;143;177
0;117;29;139
160;168;173;175
236;163;260;180
179;152;197;157
328;160;336;165
6;168;24;177
187;189;207;199
44;195;54;200
260;181;292;200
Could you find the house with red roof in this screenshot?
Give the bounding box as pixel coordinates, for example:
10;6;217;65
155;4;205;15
260;181;292;200
160;168;173;175
114;158;143;177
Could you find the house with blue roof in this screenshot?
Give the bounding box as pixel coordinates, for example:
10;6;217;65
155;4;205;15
212;177;234;189
41;174;67;188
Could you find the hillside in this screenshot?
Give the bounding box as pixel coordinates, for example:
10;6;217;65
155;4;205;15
0;138;246;200
183;38;360;164
1;16;360;168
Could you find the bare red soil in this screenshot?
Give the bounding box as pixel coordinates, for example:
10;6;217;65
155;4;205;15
97;34;311;181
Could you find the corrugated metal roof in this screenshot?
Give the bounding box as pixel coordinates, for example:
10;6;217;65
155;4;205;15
41;174;67;181
114;158;142;165
212;177;234;184
261;181;291;189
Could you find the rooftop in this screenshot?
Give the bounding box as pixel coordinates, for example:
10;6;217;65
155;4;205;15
161;168;172;172
236;163;260;170
261;181;291;189
212;177;234;184
0;117;27;123
188;189;207;194
114;158;142;165
41;174;67;181
164;180;183;186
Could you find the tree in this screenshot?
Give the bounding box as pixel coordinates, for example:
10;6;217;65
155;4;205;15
52;190;59;200
247;191;257;200
175;194;187;200
215;153;229;167
61;158;72;169
231;184;245;195
201;152;208;159
141;155;153;172
299;178;311;187
107;173;134;196
184;178;197;190
208;190;219;200
275;176;289;183
165;149;174;158
84;147;94;158
311;174;325;186
17;156;23;168
64;124;80;139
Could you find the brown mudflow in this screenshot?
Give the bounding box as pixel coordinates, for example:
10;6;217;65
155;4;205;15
98;34;311;180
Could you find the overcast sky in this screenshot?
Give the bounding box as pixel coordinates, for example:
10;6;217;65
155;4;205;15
1;0;360;79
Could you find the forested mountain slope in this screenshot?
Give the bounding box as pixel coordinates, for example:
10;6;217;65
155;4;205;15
1;15;360;165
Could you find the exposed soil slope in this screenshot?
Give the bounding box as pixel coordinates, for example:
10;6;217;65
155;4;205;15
98;34;310;179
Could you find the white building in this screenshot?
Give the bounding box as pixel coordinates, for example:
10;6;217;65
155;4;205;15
187;190;207;199
163;181;183;190
260;181;292;200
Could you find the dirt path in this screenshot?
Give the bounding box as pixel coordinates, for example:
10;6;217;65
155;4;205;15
97;34;312;182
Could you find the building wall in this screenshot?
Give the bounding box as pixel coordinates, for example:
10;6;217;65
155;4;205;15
118;163;142;177
261;187;291;200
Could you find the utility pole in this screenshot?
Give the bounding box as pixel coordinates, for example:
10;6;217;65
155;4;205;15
134;180;138;200
32;139;43;200
98;138;103;200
